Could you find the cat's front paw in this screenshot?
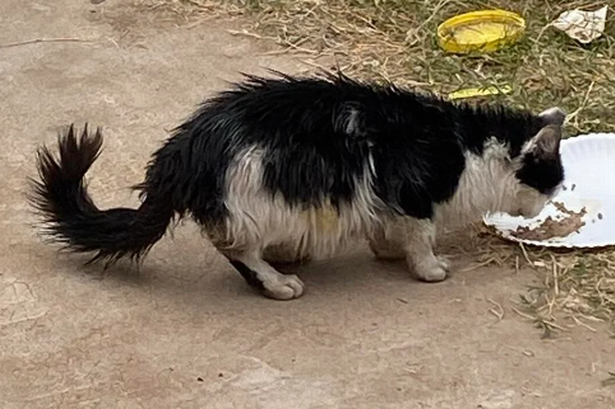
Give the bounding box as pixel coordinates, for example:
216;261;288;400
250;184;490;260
410;255;450;282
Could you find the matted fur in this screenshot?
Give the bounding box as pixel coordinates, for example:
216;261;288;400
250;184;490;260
28;72;565;300
221;146;382;260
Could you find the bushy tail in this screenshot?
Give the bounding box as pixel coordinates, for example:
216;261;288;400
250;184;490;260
28;124;174;264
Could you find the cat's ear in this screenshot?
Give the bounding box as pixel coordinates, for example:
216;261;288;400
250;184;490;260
522;107;564;159
526;124;562;159
539;107;566;127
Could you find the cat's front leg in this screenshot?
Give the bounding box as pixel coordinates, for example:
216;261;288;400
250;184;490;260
403;218;449;282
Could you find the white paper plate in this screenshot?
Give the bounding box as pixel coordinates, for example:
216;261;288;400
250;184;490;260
484;133;615;248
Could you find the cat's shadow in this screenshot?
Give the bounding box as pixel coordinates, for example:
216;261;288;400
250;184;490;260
70;229;484;306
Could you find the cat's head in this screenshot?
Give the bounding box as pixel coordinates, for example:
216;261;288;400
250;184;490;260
510;107;565;218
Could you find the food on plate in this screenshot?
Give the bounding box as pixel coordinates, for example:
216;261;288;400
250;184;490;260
511;201;587;241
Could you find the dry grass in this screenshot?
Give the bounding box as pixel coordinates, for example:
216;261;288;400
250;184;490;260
148;0;615;134
468;226;615;338
145;0;615;335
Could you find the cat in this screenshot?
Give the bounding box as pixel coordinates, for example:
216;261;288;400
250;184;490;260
29;72;565;300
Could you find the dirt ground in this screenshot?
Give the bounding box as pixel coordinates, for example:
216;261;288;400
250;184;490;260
1;1;614;408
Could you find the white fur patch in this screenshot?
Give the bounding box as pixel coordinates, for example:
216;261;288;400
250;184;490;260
221;146;382;259
345;108;361;135
434;138;548;230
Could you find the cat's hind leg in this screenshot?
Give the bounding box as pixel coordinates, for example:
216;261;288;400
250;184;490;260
223;249;305;300
262;243;310;265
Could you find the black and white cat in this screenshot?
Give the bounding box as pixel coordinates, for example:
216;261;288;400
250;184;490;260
30;73;565;300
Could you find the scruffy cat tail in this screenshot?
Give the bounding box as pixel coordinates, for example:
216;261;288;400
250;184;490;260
28;124;174;264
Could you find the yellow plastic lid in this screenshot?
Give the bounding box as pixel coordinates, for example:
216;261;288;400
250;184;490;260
437;10;526;54
448;84;513;100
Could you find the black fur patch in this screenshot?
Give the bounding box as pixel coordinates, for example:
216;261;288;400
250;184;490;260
228;259;265;290
516;152;564;195
141;73;548;221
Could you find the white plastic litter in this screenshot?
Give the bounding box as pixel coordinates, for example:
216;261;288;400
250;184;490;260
551;5;609;44
484;133;615;248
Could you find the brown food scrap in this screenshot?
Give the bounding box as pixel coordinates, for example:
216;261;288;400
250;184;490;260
552;201;575;215
512;203;587;241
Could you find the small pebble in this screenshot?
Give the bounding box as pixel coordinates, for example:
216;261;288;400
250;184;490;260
197;377;204;382
598;213;603;220
571;184;576;191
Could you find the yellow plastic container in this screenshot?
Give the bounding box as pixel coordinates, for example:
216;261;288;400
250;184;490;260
437;10;526;54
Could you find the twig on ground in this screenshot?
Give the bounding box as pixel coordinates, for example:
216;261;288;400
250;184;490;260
0;37;91;49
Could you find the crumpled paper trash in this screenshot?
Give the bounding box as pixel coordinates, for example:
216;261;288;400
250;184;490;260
552;5;609;44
